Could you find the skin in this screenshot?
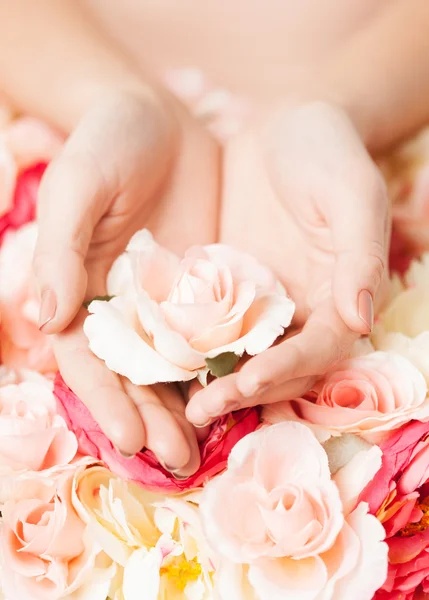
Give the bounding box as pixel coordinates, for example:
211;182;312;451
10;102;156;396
0;0;429;474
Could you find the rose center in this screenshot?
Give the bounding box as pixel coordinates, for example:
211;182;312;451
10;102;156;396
398;497;429;537
160;556;202;591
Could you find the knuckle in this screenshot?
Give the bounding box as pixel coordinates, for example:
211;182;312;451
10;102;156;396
367;246;386;288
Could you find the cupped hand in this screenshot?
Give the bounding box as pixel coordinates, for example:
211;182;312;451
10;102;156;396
34;89;220;474
186;100;390;425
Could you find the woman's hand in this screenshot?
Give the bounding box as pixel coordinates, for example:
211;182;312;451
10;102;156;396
186;100;390;425
34;89;220;474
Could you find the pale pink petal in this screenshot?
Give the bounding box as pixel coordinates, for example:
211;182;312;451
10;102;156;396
0;138;17;217
161;297;229;342
84;297;195;384
191;281;256;352
136;291;204;371
331;503;388;600
204;293;295;358
333;446;382;515
203;244;281;293
250;423;331;489
129;229;181;302
248;555;328;600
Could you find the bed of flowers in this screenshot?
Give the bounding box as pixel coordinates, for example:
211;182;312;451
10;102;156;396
1;100;429;600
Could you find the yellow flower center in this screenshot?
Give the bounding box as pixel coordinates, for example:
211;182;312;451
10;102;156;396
160;557;202;591
398;497;429;537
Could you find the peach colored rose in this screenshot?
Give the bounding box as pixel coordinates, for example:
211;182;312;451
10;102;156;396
0;379;77;502
55;373;259;493
0;469;118;600
201;422;388;600
0;222;57;373
0;117;61;218
263;352;428;443
84;229;295;385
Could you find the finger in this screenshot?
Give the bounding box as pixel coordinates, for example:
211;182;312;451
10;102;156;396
188;298;356;419
123;380;200;477
186;374;314;425
155;383;202;477
34;150;108;334
329;170;390;334
236;299;356;397
52;309;146;457
188;380;213;441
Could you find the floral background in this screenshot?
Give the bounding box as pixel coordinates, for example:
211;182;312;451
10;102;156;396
1;81;429;599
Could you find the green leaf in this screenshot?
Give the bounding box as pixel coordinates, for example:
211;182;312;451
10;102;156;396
83;295;115;309
205;352;240;378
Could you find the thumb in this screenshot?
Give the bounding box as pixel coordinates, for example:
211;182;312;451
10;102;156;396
33;151;107;333
330;173;390;335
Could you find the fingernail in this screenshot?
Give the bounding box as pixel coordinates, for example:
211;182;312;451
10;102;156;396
160;461;190;479
225;401;242;413
171;472;190;480
38;289;57;330
116;448;135;459
358;289;374;333
194;419;212;429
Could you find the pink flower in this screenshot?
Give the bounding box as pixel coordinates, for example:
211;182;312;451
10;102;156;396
0;222;57;373
263;352;428;443
0;116;61;221
0;379;77;474
54;373;260;493
0;163;46;245
83;229;295;385
361;421;429;600
0;469;113;600
201;422;388;600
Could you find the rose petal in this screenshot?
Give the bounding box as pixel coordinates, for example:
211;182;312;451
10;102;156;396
84;297;195;384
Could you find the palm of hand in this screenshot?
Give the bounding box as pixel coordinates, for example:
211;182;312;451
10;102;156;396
40;92;221;471
186;102;389;423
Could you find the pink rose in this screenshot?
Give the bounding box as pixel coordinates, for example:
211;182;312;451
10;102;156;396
0;116;61;220
0;469;110;600
0;163;46;245
54;373;260;493
361;421;429;600
263;352;428;443
0;379;76;478
83;229;294;385
201;422;388;600
0;222;57;373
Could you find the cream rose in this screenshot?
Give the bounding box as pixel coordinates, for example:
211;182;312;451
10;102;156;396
84;230;295;385
263;352;428;443
73;466;217;599
200;422;387;600
376;253;429;338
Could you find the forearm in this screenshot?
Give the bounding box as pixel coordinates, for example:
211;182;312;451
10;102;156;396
0;0;154;131
319;0;429;153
